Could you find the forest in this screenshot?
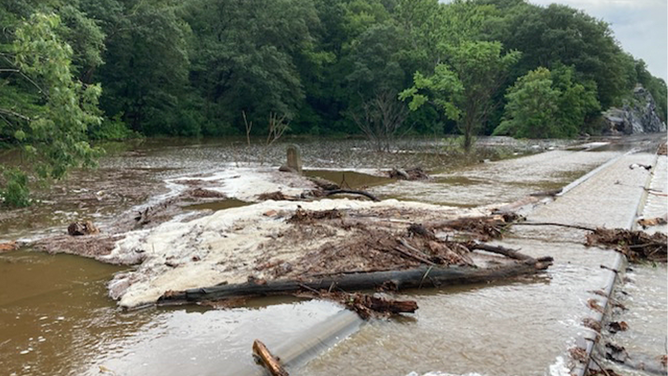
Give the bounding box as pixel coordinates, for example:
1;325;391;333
0;0;667;205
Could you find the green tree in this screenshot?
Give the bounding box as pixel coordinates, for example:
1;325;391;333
494;67;560;138
480;1;628;110
0;13;103;206
495;66;600;138
82;0;192;135
401;41;520;150
185;0;320;136
344;22;412;149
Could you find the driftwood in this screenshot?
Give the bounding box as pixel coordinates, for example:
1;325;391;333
299;291;418;319
586;228;667;263
426;216;511;240
252;340;288;376
469;243;533;261
325;189;380;202
308;176;340;191
158;261;551;306
67;221;100;236
394;239;436;266
388;167;430;180
0;241;18;253
510;221;596;232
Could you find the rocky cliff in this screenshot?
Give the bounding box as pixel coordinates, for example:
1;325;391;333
603;85;667;135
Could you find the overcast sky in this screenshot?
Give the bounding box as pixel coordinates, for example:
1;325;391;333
529;0;667;81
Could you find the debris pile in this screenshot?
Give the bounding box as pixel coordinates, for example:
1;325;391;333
585;228;667;262
258;208;492;279
389;167;430;180
67;221;99;236
305;292;418;320
187;188;227;199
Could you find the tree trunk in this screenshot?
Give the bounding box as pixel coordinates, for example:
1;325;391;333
158;262;550;306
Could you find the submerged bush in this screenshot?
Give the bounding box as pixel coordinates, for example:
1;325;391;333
1;168;31;208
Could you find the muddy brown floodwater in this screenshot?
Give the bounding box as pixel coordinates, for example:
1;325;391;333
0;135;665;376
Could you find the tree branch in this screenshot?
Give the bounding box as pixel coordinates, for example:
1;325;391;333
0;108;31;122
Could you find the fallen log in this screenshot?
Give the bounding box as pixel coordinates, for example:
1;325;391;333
325;189;380;202
252;340;289;376
469;243;534;262
299;291;418;319
158;261;551;306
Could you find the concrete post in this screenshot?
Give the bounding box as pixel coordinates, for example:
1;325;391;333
286;144;303;174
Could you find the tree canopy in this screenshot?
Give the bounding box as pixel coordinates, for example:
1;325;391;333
3;0;664;143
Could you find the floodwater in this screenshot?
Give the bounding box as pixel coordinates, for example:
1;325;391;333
301;241;616;375
0;135;665;375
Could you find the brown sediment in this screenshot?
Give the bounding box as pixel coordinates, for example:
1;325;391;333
33;233;123;260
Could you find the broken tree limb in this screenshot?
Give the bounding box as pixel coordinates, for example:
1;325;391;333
395;239;436;265
157;261;551;306
252;340;289;376
468;243;554;270
325;189;380;202
510;222;596;232
469;243;534;262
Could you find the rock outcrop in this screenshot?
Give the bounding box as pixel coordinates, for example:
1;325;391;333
603;85;666;135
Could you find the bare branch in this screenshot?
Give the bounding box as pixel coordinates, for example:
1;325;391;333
350;90;407;152
0;108;31;122
266;112;289;146
242;110;252;147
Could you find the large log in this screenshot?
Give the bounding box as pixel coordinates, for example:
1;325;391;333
158;261;551;305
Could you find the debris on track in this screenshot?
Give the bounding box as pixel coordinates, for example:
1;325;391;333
585;228;667;263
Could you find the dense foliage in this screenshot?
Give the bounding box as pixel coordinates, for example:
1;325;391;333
2;0;666;141
1;0;666;203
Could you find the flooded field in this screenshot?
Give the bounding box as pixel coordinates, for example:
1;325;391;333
0;135;665;376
